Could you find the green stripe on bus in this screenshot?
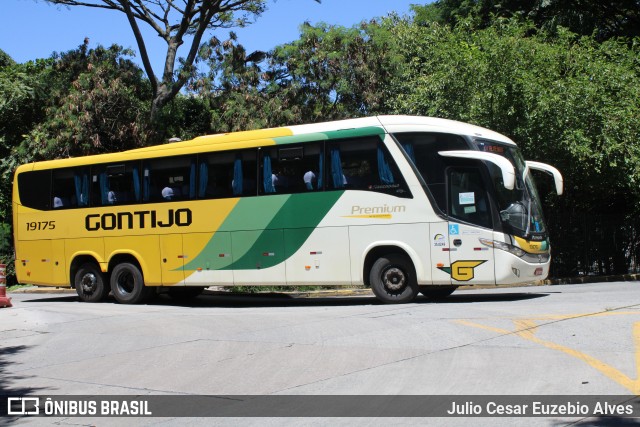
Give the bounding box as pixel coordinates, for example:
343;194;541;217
184;191;344;271
273;127;385;145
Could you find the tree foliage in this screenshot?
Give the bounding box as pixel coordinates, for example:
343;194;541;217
193;19;401;132
3;40;151;172
41;0;314;126
387;17;640;275
413;0;640;41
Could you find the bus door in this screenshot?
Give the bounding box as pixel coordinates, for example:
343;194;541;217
445;166;496;285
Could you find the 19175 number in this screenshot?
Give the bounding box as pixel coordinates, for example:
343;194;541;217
26;221;56;231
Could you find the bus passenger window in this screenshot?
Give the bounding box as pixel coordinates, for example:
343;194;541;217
91;163;139;206
18;170;51;210
393;132;470;213
199;149;256;199
259;143;322;195
144;156;196;202
326;137;411;198
52;168;80;209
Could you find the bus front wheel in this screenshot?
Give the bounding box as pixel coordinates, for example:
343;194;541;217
110;263;150;304
369;254;418;304
74;263;110;303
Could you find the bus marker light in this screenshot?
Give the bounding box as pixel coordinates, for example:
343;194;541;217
534;267;544;276
197;268;203;272
305;266;311;271
437;263;444;267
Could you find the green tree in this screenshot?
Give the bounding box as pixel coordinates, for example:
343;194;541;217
413;0;640;41
42;0;318;125
389;17;640;275
196;19;401;131
4;40;151;171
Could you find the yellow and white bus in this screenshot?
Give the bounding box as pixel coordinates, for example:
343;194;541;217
12;116;563;304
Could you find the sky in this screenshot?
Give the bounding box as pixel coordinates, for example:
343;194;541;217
1;0;424;77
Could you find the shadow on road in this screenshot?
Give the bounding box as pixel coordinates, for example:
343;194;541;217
0;344;47;417
18;289;549;308
560;417;640;426
435;292;549;303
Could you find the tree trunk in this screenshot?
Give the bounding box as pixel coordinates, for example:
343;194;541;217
150;84;174;126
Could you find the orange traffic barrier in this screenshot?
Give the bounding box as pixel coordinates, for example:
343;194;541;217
0;264;12;308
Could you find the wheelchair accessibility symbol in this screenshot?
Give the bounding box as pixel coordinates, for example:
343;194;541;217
449;224;459;235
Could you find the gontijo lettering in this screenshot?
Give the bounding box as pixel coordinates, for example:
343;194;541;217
85;209;192;231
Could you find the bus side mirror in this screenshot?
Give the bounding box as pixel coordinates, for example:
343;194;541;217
438;150;515;190
524;161;563;195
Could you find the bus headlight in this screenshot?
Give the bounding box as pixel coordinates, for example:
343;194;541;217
478;238;526;257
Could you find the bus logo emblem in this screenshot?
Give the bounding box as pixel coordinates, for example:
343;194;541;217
438;260;486;281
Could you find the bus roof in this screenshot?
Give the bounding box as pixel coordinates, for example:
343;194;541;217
16;115;516;172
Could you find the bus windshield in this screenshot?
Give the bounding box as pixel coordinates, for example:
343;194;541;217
475;140;547;238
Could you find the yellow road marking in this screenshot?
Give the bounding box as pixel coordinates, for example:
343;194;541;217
457;312;640;394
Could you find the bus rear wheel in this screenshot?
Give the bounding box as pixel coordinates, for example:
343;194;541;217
110;263;150;304
419;285;458;300
74;263;110;303
369;254;418;304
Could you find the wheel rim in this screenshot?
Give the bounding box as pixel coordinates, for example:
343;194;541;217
80;273;98;294
382;266;406;292
116;271;135;294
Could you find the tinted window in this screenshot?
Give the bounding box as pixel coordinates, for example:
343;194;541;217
198;149;257;198
18;170;51;210
393;132;470;211
326;137;411;198
259;143;323;195
53;167;93;209
90;163;140;206
448;167;492;228
142;156;197;202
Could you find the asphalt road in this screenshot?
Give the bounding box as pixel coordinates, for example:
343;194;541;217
2;281;640;426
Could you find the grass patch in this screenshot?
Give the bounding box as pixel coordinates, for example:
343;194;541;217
7;284;32;292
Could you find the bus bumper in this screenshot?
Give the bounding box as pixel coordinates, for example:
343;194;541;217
494;250;550;285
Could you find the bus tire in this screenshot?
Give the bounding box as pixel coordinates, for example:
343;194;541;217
110;262;149;304
74;263;110;303
419;285;457;300
369;254;418;304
